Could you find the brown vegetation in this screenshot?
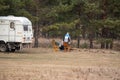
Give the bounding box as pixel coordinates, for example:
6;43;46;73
0;48;120;80
33;38;120;51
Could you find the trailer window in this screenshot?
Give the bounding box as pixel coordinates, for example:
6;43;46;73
23;25;28;31
10;22;15;29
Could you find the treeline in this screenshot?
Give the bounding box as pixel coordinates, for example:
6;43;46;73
0;0;120;48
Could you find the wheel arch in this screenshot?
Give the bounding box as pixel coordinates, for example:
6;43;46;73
0;40;6;44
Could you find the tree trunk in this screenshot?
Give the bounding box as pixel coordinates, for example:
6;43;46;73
106;42;109;49
101;0;107;49
82;26;86;39
34;6;39;48
34;36;39;47
77;36;80;48
89;39;93;48
89;33;94;49
34;25;39;48
101;42;105;49
110;40;113;49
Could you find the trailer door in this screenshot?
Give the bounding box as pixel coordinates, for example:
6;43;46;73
9;22;16;42
23;25;33;43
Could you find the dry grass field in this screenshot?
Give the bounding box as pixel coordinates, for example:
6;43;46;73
0;48;120;80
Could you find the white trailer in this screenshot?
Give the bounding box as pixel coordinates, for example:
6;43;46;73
0;16;33;52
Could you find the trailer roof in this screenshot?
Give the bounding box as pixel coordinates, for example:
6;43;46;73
0;16;32;25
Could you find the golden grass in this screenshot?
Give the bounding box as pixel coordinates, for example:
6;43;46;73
0;48;120;80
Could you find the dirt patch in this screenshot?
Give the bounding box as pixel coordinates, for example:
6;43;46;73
0;48;120;80
0;64;120;80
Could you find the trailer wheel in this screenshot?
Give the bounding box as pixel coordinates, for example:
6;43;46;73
11;49;15;52
0;44;7;52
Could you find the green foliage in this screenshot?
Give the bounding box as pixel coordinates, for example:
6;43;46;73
42;19;82;38
0;0;9;11
0;0;120;40
84;1;102;15
0;0;37;23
